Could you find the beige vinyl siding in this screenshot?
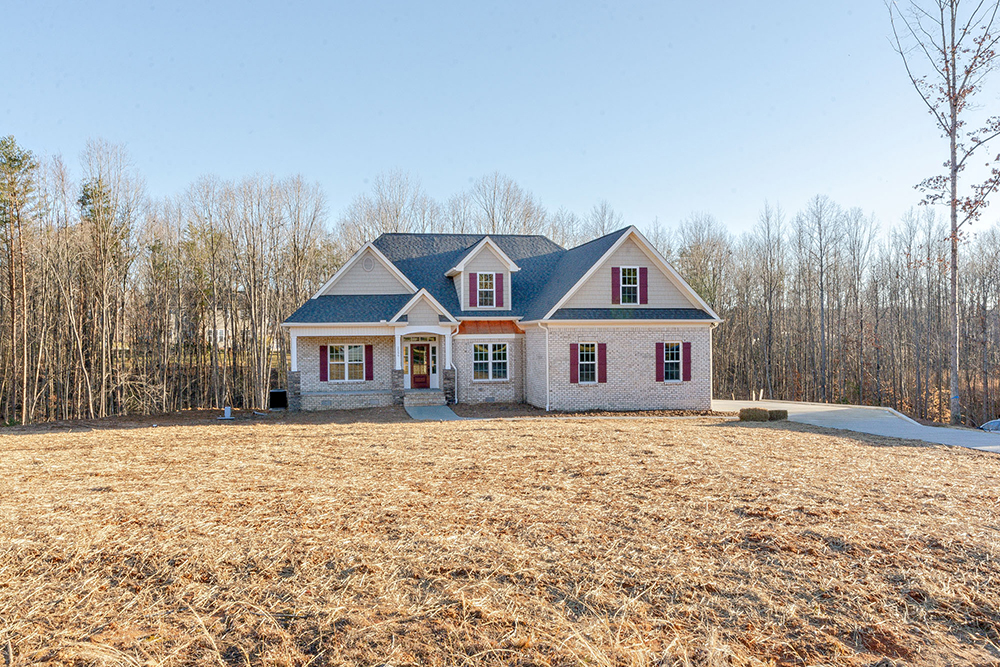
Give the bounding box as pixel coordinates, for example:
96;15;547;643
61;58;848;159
461;245;511;311
405;298;441;326
562;237;692;309
322;248;413;296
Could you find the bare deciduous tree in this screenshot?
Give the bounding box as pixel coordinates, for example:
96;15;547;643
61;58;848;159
888;0;1000;422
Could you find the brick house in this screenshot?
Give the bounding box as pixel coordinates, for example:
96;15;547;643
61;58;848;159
282;226;722;411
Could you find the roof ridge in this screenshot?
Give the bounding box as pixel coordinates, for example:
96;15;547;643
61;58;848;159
564;226;631;251
376;232;555;239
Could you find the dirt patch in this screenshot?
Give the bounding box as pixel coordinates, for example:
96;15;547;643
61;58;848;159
1;417;998;665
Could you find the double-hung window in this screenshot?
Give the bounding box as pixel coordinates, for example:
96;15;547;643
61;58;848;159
620;267;639;305
473;343;508;380
663;342;682;381
329;344;364;381
477;273;495;308
578;342;597;384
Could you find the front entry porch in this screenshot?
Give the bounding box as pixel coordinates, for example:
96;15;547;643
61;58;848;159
395;325;454;405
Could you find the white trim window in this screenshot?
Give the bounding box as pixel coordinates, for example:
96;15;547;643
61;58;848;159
477;272;495;308
330;344;364;381
578;342;597;384
620;266;639;305
664;342;682;381
473;342;508;380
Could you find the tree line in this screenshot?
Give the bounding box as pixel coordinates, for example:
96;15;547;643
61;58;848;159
1;136;998;424
680;199;1000;426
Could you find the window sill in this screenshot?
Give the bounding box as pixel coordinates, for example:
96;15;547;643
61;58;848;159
326;379;367;384
472;379;509;383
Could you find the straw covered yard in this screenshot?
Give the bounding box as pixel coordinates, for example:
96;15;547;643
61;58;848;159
1;411;998;666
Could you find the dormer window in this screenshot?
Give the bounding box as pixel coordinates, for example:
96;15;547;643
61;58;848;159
478;273;495;308
620;267;639;304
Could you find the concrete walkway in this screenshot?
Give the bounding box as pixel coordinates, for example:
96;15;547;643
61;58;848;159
404;405;464;421
714;399;1000;453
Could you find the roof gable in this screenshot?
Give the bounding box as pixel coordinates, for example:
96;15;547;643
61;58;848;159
312;242;416;298
390;289;457;324
541;226;721;321
445;236;521;276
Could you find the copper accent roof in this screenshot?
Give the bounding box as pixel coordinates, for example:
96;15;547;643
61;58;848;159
457;320;525;335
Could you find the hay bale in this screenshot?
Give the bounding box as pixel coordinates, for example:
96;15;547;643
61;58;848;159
739;407;770;422
768;409;789;421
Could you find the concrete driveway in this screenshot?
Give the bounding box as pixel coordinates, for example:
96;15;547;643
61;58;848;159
713;399;1000;454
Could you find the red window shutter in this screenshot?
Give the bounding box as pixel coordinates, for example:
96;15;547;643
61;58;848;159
655;342;665;382
319;345;328;382
639;267;648;304
570;343;579;384
495;273;504;308
611;267;620;304
597;343;607;383
469;272;477;308
364;344;374;381
682;342;692;381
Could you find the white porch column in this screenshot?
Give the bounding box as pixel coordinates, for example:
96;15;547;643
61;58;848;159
290;332;298;372
394;329;402;370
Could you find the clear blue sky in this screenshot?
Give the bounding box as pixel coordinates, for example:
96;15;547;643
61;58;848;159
5;0;986;235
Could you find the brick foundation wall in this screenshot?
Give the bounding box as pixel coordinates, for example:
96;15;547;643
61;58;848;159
544;325;713;411
453;336;525;404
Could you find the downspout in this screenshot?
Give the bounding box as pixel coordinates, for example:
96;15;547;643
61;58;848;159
450;325;459;404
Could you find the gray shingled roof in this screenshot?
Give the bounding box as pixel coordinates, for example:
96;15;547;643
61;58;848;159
284;294;413;324
517;228;631;320
284;228;715;325
372;233;566;318
549;308;715;320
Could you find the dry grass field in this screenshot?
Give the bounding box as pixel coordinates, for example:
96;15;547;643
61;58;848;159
1;411;999;666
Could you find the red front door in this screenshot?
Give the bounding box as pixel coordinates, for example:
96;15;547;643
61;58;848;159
410;344;430;389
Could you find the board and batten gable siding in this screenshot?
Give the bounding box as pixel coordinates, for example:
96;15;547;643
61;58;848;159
405;298;442;327
458;245;512;311
562;237;691;309
321;248;414;296
541;325;713;411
